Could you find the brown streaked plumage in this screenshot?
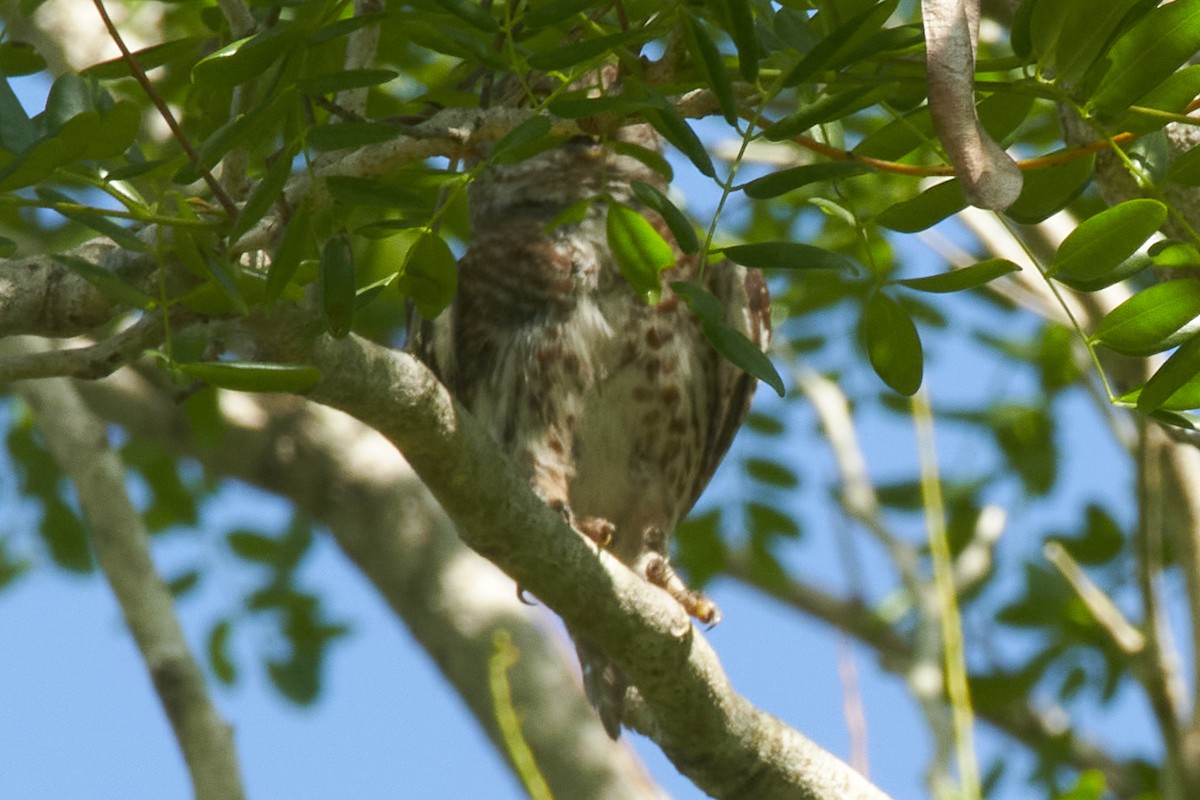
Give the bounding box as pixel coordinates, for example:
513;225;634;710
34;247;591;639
412;126;770;738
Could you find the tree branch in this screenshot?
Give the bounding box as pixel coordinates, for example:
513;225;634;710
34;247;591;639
234;312;892;800
75;367;669;800
0;310;172;382
8;338;245;800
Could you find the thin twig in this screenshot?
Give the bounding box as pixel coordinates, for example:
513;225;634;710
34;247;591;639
92;0;238;217
0;312;174;384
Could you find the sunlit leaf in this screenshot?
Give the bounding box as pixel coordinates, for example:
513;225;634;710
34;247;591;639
178;362;321;394
1088;0;1200;117
606;202;674;303
1048;199;1166;282
1138;331;1200;413
1091;279;1200;355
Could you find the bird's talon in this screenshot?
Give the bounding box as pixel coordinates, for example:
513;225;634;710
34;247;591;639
516;585;537;606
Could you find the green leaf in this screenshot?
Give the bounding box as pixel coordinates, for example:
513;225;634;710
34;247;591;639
0;41;46;76
683;14;737;125
307;121;401;151
740;162;872;199
1054;770;1106;800
895;259;1021;294
674;510;726;588
745;457;799;488
230;147;296;242
523;0;596;28
613;140;673;180
487;115;553;164
1053;254;1153;293
319;235;356;337
606;202;674;303
324;175;424;209
0;236;15;257
42;499;92;573
1005;154;1094;224
227;529;279;560
297;68;398;95
719;241;856;272
1048;199;1166;282
701;320;785;397
1120;65;1200;134
84;36;205;80
1150;239;1200;269
43;73;92;130
631;180;699;254
1051;505;1125;566
82;101;141;160
1166;144;1200;185
51;254;154;309
782;0;899;86
36;186;147;252
178;362;321;394
1056;0;1148;86
208;619;238;684
1030;0;1081;66
875;179;966;232
642;102;715;178
1091;279;1200;355
1089;0;1200;117
1138;331;1200;413
671;280;726;325
398;230;458;319
192;24;297;87
167;569;202;596
528;30;642;71
267;198;313;304
0;138;66;191
722;0;759;81
763;85;894;142
863;291;923;396
430;0;499;32
0;75;35;152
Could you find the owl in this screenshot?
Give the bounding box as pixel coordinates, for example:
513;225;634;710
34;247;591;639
412;120;770;738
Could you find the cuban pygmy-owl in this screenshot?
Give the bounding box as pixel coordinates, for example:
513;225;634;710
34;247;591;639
412;123;770;738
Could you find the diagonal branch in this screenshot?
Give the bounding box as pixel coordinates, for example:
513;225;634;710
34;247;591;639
76;367;669;800
8;337;245;800
244;311;892;800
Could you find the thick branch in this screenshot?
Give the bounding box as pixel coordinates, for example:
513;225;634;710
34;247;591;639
77;367;668;800
9;338;245;800
240;313;890;800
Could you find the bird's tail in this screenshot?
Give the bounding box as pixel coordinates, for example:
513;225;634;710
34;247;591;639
574;635;627;739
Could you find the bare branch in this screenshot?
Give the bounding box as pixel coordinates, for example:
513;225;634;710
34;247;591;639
8;338;245;800
77;368;670;800
230;312;892;800
337;0;385;117
0;311;172;383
